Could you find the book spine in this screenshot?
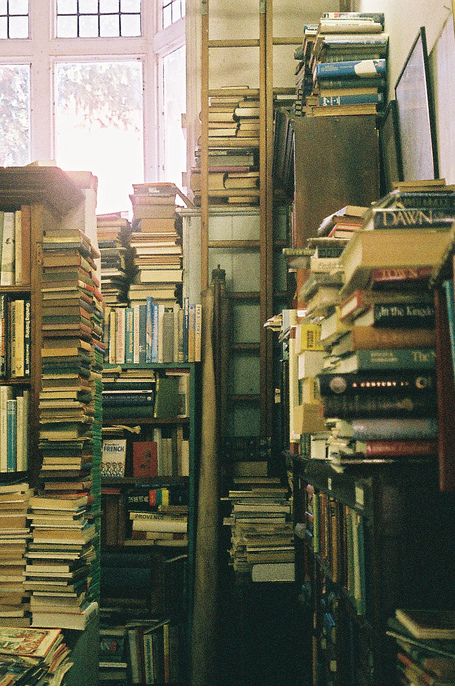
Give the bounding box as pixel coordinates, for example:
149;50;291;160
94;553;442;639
350;417;438;440
316;58;386;80
351;326;434;349
194;303;202;362
103;393;154;406
0;295;6;378
396;192;455;209
361;439;437;456
322;393;435;418
6;398;16;472
188;304;196;362
318;371;435;396
132;304;140;364
443;280;455;375
318;93;382;106
369;266;433;286
372;207;454;228
317;77;386;89
124;307;134;365
24;299;31;376
108;309;116;364
151;302;159;363
13;299;25;377
145;297;153;364
115;308;125;364
361;303;435;328
14;209;22;286
182;297;189;362
0;212;15;287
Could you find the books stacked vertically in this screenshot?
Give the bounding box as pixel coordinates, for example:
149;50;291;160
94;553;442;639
0;626;72;685
299;12;387;118
313;186;455;470
96;212;132;307
0;481;32;628
0;386;30;473
129;182;183;307
222;477;294;581
105;298;202;364
0;295;31;379
36;226;103;628
191;86;260;207
387;610;455;686
0;206;32;287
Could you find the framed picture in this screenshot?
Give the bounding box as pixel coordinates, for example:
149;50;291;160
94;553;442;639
379;99;403;192
394;26;439;181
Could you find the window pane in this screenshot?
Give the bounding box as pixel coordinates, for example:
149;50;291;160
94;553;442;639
100;0;119;11
79;0;98;12
0;65;30;165
57;15;77;37
55;61;144;215
0;16;6;37
121;0;140;10
0;1;7;14
162;4;171;28
57;0;77;12
120;13;140;36
9;0;28;14
100;14;119;37
79;15;98;37
8;15;28;37
161;46;186;188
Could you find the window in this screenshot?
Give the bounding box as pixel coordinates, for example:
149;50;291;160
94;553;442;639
0;0;29;39
56;0;141;38
162;0;184;29
0;3;186;214
161;46;186;188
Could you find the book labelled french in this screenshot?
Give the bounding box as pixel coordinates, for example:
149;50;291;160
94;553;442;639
316;58;386;81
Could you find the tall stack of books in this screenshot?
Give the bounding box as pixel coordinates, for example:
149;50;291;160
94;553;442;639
191;86;260;207
30;226;103;628
298;11;388;118
128;182;182;307
222;476;294;581
312;183;455;470
0;481;32;628
96;212;132;308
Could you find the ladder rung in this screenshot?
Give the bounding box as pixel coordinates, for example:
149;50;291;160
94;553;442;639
208;88;260;98
272;37;302;45
229;292;260;300
231;343;260;352
208;240;260;249
208;39;260;48
228;394;260;403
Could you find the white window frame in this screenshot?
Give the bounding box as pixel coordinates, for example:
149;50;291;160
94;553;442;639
0;0;186;182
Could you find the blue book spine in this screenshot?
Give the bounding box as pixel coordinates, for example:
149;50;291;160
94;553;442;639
151;302;159;363
125;307;134;364
316;58;386;80
145;297;153;364
318;92;383;106
6;399;16;472
139;304;147;366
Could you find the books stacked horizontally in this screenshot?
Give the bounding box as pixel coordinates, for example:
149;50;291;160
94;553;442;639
300;11;388;118
0;205;31;287
0;481;32;628
222;476;294;582
128;506;189;548
96;212;132;308
314;183;455;470
191;86;260;207
0;626;72;685
129;182;182;306
105;298;202;365
387;609;455;686
36;226;103;628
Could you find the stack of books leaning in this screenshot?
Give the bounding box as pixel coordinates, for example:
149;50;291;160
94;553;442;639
31;226;104;629
222;476;294;582
296;11;388;118
96;212;132;308
387;608;455;685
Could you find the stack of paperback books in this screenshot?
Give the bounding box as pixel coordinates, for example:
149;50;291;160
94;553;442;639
128;182;182;306
296;11;388;118
96;212;132;308
0;626;72;685
191;85;260;207
0;481;32;627
222;476;294;581
32;226;104;628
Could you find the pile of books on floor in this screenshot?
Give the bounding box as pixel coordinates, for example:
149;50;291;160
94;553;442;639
96;212;132;308
104;297;202;365
295;11;388;118
222;475;294;582
191;85;260;207
33;226;104;628
291;180;455;470
0;481;32;628
387;609;455;685
0;626;72;685
128;182;182;307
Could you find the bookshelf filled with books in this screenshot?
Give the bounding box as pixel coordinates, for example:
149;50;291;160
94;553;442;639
0;166;101;685
99;361;200;685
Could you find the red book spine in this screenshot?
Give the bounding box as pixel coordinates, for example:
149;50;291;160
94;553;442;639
363;440;437;457
132;441;158;478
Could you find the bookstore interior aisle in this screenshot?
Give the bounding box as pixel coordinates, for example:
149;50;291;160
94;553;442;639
0;2;455;687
